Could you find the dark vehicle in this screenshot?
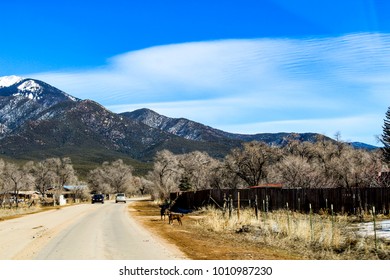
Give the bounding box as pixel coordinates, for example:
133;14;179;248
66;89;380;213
91;194;104;204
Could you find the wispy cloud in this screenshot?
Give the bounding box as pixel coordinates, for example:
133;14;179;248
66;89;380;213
28;33;390;145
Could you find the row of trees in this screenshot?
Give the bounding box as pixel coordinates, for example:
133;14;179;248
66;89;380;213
0;157;78;207
145;136;385;199
0;157;147;207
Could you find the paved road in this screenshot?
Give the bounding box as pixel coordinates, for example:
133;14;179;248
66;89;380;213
0;199;186;260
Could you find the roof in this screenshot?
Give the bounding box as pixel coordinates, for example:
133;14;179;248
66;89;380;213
64;185;87;191
248;183;283;189
9;190;39;195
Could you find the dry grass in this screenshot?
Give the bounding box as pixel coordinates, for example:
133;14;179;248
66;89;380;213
129;199;301;260
0;203;71;222
0;205;43;221
195;207;390;260
130;200;390;260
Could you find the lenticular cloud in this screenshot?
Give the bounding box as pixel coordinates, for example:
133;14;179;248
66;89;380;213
30;33;390;104
28;33;390;145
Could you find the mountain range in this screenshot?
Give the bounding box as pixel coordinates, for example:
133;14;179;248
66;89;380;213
0;75;377;176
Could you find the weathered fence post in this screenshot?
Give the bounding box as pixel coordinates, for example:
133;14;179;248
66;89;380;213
358;193;363;220
262;199;266;227
254;195;259;220
373;206;377;251
331;204;334;246
229;195;233;219
286;202;290;235
309;203;313;242
297;197;301;212
387;202;390;216
237;191;240;221
223;193;227;218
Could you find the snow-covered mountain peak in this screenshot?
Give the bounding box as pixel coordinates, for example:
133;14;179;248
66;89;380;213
0;76;80;103
0;76;81;140
17;80;41;91
16;80;43;99
0;75;24;88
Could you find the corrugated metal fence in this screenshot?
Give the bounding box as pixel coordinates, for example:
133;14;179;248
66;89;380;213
170;187;390;214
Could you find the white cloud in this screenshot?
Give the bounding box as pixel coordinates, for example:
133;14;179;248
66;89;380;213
28;33;390;145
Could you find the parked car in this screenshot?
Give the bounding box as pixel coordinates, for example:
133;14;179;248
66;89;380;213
91;194;104;204
115;193;126;203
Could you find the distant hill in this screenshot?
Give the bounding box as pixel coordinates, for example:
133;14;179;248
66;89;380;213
121;108;325;145
349;142;379;150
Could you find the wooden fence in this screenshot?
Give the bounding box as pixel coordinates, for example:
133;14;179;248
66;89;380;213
170;187;390;214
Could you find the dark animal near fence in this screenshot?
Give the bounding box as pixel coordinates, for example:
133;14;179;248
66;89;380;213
159;203;170;220
168;211;183;225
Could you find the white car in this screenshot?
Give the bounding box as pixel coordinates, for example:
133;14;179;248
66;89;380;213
115;193;126;203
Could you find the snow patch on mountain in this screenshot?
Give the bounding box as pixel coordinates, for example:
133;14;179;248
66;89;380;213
15;80;43;99
0;75;24;88
66;94;78;102
17;80;42;92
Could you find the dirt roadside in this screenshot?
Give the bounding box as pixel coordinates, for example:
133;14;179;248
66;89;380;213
0;204;99;259
128;198;301;260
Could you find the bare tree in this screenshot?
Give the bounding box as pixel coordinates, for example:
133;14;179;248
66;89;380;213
177;151;218;191
225;141;282;187
43;157;77;204
139;177;155;197
309;136;344;187
332;145;381;188
102;159;134;194
132;176;144;196
87;168;111;194
87;159;134;194
25;160;56;198
146;150;181;199
284;139;315;161
209;162;245;190
48;157;77;189
3;162;33;207
0;159;9;207
272;155;324;188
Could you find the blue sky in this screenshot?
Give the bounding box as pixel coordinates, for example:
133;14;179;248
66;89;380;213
1;0;390;145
